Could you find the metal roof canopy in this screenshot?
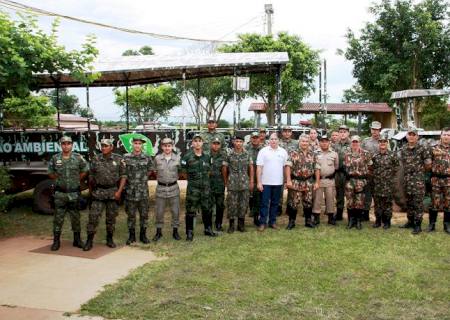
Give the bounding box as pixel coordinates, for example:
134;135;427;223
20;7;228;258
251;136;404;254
390;89;449;100
34;52;290;88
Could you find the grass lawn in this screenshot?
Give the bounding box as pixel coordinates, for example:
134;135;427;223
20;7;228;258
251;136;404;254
1;187;450;320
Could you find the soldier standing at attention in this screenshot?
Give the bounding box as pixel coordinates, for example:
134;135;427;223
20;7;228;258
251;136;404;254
312;135;338;225
429;128;450;234
151;138;181;242
258;127;268;147
309;128;320;152
48;136;89;251
330;130;340;149
343;135;372;230
285;135;320;229
123;137;153;245
181;134;217;241
201;117;226;152
84;138;126;251
371;134;399;229
246;132;263;226
399;128;432;234
209;137;226;231
223;136;254;233
334;125;351;221
278;125;298;216
361;121;383;221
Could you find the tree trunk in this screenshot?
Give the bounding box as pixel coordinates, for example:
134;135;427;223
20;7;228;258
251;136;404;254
266;94;276;126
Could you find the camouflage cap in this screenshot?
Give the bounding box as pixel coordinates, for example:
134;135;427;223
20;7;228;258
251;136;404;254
100;138;113;145
192;133;203;140
232;135;244;141
207;116;217;123
282;125;292;131
407;127;418;135
251;132;259;138
319;134;329;141
161;137;173;145
351;135;361;142
60;136;72;143
259;127;267;133
379;133;389;141
211;137;221;144
339;124;350;131
132;137;146;143
370;121;382;130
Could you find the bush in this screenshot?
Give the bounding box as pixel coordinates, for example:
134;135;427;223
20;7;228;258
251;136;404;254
0;167;12;212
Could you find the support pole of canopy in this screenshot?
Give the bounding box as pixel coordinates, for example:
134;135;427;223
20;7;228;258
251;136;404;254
196;78;201;130
275;65;282;132
86;85;91;132
357;111;362;135
123;72;130;132
56;85;61;130
182;71;186;132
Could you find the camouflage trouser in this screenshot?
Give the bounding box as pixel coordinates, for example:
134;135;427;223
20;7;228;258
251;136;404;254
431;177;450;211
186;184;211;213
227;190;250;219
364;178;374;211
406;192;424;222
125;199;149;229
335;172;346;210
288;179;314;209
345;178;367;209
249;188;261;217
87;199;119;233
53;191;81;233
211;191;225;216
373;196;393;220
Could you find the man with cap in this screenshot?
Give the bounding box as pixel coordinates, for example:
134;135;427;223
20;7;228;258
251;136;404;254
123;136;153;244
223;135;254;233
285;134;320;229
371;133;399;229
48;136;89;251
258;128;268;147
400;128;432;234
200;117;226;152
151;137;182;241
361;121;383;221
343;135;372;230
181;134;217;241
334;124;351;221
279;125;298;154
84;138;126;251
209;137;226;231
245;132;263;226
430;127;450;234
312;134;339;225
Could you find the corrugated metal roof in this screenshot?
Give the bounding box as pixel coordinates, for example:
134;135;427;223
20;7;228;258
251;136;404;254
34;52;289;89
249;102;392;113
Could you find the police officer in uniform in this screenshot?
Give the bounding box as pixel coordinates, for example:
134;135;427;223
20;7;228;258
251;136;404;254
209;137;226;231
84;138;126;251
123;137;153;244
245;132;263;226
334;125;351;221
201;117;226;152
48;136;89;251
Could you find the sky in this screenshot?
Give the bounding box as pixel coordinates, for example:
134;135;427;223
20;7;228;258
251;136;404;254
1;0;378;124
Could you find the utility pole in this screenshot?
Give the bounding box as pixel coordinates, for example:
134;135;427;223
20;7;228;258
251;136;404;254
323;59;327;129
265;4;273;36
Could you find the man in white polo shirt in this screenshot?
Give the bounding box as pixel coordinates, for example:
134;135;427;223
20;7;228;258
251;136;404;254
256;132;288;231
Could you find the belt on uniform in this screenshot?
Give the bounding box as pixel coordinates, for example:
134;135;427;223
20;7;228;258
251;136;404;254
96;185;116;189
321;173;335;179
291;175;313;181
55;186;80;193
158;181;177;187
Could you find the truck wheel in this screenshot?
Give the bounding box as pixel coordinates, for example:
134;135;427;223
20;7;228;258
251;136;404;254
32;179;55;215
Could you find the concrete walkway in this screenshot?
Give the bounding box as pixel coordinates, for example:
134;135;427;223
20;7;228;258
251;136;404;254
0;236;161;319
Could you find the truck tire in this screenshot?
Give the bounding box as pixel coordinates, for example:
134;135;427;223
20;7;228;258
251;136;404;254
32;179;55;215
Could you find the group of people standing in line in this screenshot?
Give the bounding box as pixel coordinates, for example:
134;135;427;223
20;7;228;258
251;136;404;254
47;117;450;251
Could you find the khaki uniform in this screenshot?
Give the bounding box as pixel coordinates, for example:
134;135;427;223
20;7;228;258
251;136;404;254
313;149;338;215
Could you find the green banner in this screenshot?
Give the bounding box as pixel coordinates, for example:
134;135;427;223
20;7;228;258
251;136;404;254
119;133;154;156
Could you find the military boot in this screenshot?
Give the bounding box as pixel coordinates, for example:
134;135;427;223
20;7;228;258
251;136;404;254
382;216;391;230
327;213;336;225
427;210;437;232
253;214;260;227
126;228;136;245
362;209;370;221
51;231;61;251
140;227;150;244
304;208;315;228
73;232;84;248
356;210;363;230
372;216;382;228
400;217;414;229
347;209;356;229
336;208;344;221
313;213;321;226
83;232;95;251
237;218;246;232
172;228;181;241
186;213;194;241
286;205;297;230
215;206;224;231
152;228;162;242
444;211;450;234
106;231;116;248
412;220;422;235
227;219;235;233
215;223;223;232
202;211;218;237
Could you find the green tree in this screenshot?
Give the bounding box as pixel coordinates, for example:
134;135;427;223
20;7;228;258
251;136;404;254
114;85;181;124
3;95;56;129
42;88;92;117
220;32;321;125
421;97;450;129
122;45;154;56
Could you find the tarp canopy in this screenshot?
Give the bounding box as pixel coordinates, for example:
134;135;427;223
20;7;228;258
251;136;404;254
390;89;449;100
34;52;289;89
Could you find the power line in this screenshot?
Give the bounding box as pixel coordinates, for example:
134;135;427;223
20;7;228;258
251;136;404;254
0;0;235;43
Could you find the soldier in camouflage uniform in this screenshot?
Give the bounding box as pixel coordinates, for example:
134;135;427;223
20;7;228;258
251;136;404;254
200;117;226;152
278;126;298;216
209;137;226;231
245;132;263;226
48;136;89;251
258;128;268;147
334;125;351;221
330;130;340;150
429;128;450;234
285;135;320;229
361;121;383;221
223;136;254;233
123;137;153;244
343;135;372;230
181;134;217;241
399;128;432;234
371;134;399;229
84;139;126;251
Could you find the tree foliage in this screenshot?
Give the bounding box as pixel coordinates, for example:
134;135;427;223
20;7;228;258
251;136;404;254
114;85;181;124
42;88;92;117
122;45;154;56
3;95;56;129
220;32;321;125
421;97;450;130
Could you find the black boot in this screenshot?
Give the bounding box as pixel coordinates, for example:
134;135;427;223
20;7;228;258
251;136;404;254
215;206;224;231
51;231;61;251
382;216;391;230
106;231;116;248
286;205;297;230
126;228;136;245
400;217;414;228
412;220;422;235
304;208;315;228
444;211;450;235
203;211;217;237
152;228;162;242
172;228;181;241
313;213;320;226
73;232;84;248
362;209;370;221
140;227;150;244
83;232;95;251
327;213;336;225
372;216;382;228
253;214;260;227
336;208;343;221
186;213;194;241
347;209;354;229
427;210;437;232
237;218;246;232
228;219;235;233
204;226;218;237
356;210;363;230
